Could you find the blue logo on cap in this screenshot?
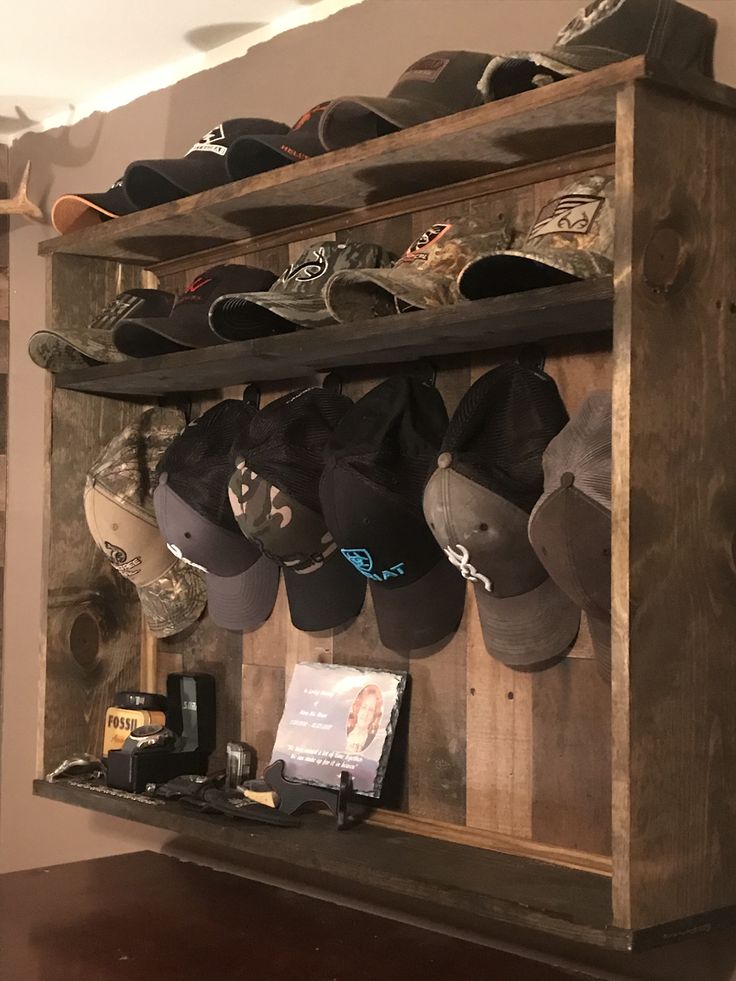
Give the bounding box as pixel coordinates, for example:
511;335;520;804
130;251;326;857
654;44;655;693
341;548;405;582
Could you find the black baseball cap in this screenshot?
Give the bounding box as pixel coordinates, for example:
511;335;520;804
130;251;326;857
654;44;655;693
123;118;290;208
320;376;466;652
209;241;393;340
529;391;612;680
153;400;279;632
226;103;328;180
113;264;277;356
52;178;140;234
228;388;366;631
319;51;493;151
423;363;580;669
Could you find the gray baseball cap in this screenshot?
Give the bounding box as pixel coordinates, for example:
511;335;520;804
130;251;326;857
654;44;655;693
319;51;493;151
28;289;174;372
479;0;716;101
325;218;510;323
458;175;614;299
528;391;612;680
153;400;279;633
423;363;580;669
83;408;207;638
209;241;394;340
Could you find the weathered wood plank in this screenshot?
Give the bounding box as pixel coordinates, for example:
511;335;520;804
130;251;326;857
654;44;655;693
612;81;736;928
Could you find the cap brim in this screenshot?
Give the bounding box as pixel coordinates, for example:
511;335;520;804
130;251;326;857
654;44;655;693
325;266;454;323
459;251;603;299
371;556;466;652
114;306;225;357
226;132;324;180
210;291;333;336
28;327;130;371
124;159;210;207
137;558;207;638
283;552;365;631
206;553;280;632
319;95;446;150
475;573;580;670
51;186;138;234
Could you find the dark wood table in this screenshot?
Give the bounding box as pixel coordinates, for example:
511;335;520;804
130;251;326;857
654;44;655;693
0;851;582;981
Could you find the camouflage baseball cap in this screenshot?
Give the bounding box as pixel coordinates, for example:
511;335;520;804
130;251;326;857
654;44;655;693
458;175;614;299
84;407;207;638
479;0;715;101
324;218;510;323
28;289;174;373
528;391;612;680
228;388;366;631
208;241;393;340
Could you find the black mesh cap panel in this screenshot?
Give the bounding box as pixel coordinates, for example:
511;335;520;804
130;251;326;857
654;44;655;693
328;376;448;508
155;399;253;531
241;388;353;513
441;363;568;514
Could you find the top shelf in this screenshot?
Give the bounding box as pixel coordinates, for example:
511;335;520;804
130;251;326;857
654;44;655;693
37;58;736;269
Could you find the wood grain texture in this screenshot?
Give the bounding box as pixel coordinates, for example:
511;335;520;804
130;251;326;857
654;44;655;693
612;81;736;928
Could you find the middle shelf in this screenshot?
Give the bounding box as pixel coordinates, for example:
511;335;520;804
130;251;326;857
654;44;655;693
55;277;613;397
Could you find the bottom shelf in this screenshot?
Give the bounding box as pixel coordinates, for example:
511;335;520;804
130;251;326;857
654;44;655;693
36;778;621;948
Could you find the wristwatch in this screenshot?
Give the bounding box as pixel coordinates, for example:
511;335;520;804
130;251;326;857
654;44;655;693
122;724;178;754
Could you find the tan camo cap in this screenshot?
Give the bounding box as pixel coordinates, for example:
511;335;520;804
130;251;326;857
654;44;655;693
84;407;207;638
325;217;510;323
458;175;614;299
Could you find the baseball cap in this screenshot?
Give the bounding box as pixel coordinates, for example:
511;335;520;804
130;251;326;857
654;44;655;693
113;264;277;356
28;288;174;372
458;175;614;299
83;408;207;638
319;51;493;151
51;178;140;235
423;363;580;669
320;376;466;652
226;103;328;180
209;241;393;340
228;388;366;631
153;400;279;632
124;118;290;208
528;391;612;680
479;0;715;101
325;218;510;323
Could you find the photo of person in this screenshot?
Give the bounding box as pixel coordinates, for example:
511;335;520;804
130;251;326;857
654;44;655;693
345;684;384;754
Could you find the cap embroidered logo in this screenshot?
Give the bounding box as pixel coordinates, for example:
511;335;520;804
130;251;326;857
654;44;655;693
282;247;329;283
188;124;227;156
529;194;603;238
341;548;406;582
556;0;628;45
443;543;493;593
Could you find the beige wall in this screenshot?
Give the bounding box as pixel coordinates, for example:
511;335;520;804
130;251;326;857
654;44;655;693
2;0;733;872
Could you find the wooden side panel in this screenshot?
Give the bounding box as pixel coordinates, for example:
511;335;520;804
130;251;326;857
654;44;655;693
43;255;153;768
612;82;736;927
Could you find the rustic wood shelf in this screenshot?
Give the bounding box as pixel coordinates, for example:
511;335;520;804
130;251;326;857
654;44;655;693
54;278;612;396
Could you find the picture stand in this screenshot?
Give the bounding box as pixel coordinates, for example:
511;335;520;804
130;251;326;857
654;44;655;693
264;759;360;830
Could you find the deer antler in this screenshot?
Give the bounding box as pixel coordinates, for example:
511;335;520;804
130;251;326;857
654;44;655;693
0;162;43;221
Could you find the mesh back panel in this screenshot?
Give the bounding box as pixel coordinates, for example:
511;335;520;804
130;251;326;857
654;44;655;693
540;391;611;508
442;362;569;513
329;377;448;505
155;399;253;531
243;388;353;512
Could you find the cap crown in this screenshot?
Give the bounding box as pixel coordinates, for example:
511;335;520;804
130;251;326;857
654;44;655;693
523;174;614;271
389;51;492;111
174;264;276;311
394;217;509;281
271;241;393;300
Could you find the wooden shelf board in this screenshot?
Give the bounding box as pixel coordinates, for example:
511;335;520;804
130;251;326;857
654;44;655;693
37;60;648;266
34;778;621;948
53;278;613;397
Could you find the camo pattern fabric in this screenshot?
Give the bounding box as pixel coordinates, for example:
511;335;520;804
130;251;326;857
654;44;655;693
229;458;336;573
86;407;207;637
211;240;394;332
324;217;510;322
509;174;614;279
